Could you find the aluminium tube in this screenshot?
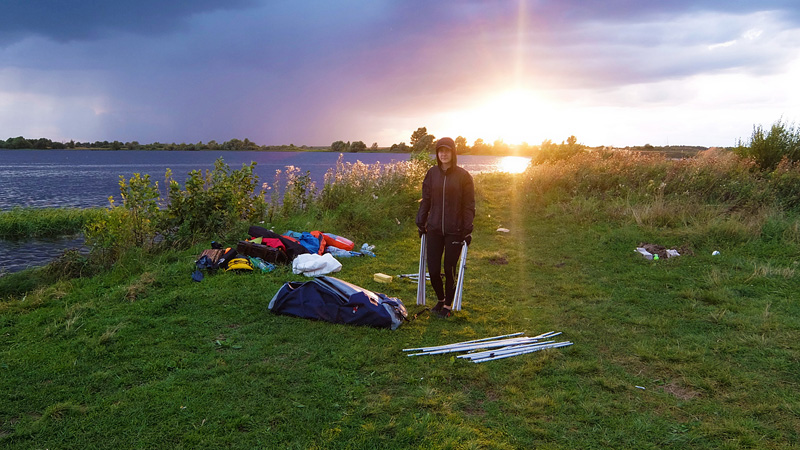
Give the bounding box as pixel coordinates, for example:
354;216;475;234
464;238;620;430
452;241;468;311
471;342;574;363
469;342;573;363
416;234;427;305
458;341;558;360
402;332;525;352
406;337;545;356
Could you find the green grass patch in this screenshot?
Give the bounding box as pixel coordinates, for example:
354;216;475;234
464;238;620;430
0;207;102;239
1;172;799;448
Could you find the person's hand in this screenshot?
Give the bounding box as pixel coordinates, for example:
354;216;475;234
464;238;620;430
418;226;426;238
463;234;472;246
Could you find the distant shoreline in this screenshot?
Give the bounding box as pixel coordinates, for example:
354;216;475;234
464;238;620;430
0;145;712;158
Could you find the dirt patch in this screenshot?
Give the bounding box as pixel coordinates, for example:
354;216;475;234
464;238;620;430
659;381;701;400
488;256;508;265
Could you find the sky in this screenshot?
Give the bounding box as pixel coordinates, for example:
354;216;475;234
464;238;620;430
1;0;799;148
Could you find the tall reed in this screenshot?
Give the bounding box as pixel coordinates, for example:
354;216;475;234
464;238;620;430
523;148;800;246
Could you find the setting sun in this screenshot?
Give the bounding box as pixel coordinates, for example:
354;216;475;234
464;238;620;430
444;89;561;146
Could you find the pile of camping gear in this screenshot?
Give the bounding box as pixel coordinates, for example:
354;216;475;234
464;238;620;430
193;225;374;279
192;227;572;364
192;225;406;330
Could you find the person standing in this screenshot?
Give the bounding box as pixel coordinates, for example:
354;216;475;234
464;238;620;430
416;137;475;318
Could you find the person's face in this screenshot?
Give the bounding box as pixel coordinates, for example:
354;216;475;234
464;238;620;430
437;147;453;165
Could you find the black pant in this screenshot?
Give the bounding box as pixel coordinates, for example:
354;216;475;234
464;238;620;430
426;232;463;306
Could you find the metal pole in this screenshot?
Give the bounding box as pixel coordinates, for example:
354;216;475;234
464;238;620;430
399;273;429;282
458;340;557;360
416;234;427;305
471;342;573;363
453;241;468;311
406;337;546;356
403;332;556;353
402;332;525;352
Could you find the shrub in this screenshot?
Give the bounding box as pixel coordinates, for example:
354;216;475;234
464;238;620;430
84;201;143;264
734;120;800;171
769;158;800;210
530;137;586;164
163;159;267;243
85;158;268;262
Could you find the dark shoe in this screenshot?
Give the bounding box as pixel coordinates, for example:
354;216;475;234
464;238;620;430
436;306;453;318
431;300;446;314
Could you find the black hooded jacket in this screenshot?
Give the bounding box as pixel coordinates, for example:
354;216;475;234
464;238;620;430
416;148;475;238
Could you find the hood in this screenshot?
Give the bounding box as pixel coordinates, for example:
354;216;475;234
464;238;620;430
435;137;457;168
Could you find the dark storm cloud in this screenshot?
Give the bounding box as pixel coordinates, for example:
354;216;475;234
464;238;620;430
0;0;255;44
1;0;798;146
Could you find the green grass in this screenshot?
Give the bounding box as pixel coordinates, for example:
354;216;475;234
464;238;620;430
2;173;799;449
0;207;103;239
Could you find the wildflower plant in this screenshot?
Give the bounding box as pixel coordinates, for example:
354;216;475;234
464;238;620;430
319;154;428;236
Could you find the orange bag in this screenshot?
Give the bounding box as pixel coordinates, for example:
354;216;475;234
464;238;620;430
322;232;355;251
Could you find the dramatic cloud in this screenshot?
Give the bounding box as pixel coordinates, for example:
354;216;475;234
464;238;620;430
1;0;799;146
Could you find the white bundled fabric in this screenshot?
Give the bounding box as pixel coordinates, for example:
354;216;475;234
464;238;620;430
292;253;342;277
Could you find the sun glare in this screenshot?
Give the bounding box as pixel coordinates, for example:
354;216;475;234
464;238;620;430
448;89;558;145
497;156;530;174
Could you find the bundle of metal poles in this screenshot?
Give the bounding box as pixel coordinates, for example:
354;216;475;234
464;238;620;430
452;241;468;311
403;331;572;363
415;234;469;311
416;234;427;306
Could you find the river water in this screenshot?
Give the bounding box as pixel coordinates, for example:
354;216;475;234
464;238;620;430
0;150;529;275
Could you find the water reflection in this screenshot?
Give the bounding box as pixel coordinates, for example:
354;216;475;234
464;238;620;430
0;235;86;276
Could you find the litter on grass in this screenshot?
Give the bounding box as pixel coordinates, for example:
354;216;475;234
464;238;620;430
403;331;572;363
636;242;693;260
373;273;392;283
398;273;430;282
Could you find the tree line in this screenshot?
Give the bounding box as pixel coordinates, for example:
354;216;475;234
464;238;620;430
4;126;703;157
0;136;316;152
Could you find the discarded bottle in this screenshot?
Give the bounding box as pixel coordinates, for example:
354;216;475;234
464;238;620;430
248;256;275;273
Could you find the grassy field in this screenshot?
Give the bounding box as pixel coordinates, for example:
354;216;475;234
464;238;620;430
1;172;799;449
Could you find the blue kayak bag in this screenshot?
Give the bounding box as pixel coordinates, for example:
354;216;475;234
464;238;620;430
269;276;407;330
